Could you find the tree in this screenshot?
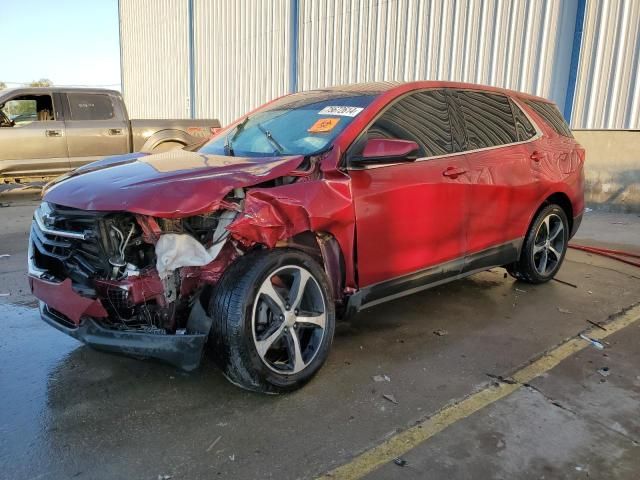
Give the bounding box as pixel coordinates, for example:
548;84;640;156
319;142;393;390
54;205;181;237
29;78;53;87
0;81;6;90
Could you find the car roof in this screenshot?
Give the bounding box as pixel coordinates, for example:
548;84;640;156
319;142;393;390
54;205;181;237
305;80;554;104
0;87;121;98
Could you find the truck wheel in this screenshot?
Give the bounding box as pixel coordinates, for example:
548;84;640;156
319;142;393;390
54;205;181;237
507;204;569;283
209;249;335;393
152;141;184;152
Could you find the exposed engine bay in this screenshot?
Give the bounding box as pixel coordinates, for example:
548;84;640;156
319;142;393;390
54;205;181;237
30;190;246;336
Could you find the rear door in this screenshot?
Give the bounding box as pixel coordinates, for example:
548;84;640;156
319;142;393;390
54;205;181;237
0;92;68;177
348;89;470;288
63;92;129;169
453;90;539;267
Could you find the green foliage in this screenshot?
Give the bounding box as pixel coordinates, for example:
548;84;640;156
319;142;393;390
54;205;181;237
0;81;6;90
29;79;53;87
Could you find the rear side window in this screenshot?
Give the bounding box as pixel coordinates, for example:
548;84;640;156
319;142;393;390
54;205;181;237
509;98;537;141
67;93;115;121
456;91;518;149
524;100;573;138
367;90;453;158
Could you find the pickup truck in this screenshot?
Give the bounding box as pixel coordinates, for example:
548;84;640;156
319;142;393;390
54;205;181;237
0;87;221;182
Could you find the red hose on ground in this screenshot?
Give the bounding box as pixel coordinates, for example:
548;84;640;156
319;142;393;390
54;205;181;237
569;244;640;268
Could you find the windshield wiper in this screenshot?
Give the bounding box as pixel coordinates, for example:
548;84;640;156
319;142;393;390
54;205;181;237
224;116;250;156
256;122;285;155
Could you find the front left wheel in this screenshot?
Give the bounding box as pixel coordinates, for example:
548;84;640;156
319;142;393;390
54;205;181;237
209;249;335;393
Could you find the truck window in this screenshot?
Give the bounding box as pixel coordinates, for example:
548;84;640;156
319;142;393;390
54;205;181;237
67;93;115;121
1;94;55;125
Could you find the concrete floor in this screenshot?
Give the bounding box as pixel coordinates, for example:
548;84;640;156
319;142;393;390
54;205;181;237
1;191;639;479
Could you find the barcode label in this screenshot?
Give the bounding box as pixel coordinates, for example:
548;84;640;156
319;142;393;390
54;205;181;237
318;106;364;117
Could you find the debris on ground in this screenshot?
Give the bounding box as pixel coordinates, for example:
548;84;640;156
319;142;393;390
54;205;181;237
586;319;607;331
228;454;235;461
372;374;391;382
515;288;527;293
433;328;448;336
487;373;518;385
0;254;10;258
0;293;10;297
157;475;172;480
383;394;399;404
393;457;408;467
552;278;578;288
558;308;572;314
580;334;605;350
597;367;610;377
206;435;222;452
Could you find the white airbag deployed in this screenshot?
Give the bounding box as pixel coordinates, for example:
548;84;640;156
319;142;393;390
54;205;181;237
155;234;225;278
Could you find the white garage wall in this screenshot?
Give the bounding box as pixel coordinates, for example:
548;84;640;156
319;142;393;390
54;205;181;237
296;0;568;102
119;0;191;119
119;0;639;129
193;0;292;125
571;0;640;129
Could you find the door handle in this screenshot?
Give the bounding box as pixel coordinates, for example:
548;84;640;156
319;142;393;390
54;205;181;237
108;128;123;135
530;150;545;162
442;166;467;178
45;129;62;137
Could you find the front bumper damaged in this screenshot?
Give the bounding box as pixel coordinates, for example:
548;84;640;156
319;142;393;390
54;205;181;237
38;301;207;371
29;272;209;371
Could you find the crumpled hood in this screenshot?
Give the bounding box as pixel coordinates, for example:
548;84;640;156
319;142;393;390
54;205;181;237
43;150;305;217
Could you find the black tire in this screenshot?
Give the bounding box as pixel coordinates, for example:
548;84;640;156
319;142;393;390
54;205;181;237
507;204;569;284
209;248;335;393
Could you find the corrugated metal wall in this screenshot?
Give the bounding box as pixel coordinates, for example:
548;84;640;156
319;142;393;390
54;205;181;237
118;0;639;129
193;0;291;124
571;0;640;129
119;0;190;119
297;0;566;102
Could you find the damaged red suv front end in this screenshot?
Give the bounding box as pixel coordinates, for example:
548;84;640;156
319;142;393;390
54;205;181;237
27;148;329;370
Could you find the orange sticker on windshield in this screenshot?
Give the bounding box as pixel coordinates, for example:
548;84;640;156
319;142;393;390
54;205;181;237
308;117;340;133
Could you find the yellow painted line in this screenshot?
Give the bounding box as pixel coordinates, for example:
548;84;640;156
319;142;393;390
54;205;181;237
322;303;640;480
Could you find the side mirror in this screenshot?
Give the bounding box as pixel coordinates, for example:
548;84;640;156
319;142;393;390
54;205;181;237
353;138;420;165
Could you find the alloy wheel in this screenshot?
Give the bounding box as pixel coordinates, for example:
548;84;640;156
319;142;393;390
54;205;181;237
532;213;565;276
251;265;327;374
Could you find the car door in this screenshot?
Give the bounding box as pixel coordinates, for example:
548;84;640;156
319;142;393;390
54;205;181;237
0;92;68;177
63;92;129;169
452;90;538;269
347;89;470;289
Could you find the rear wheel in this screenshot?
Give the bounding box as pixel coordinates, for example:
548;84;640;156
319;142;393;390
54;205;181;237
507;204;569;283
209;249;335;393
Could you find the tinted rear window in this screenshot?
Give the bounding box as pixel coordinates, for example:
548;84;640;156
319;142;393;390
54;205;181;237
67;93;115;121
457;91;518;149
524;100;573;138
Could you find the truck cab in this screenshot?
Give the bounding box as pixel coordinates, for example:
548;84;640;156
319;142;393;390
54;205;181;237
0;87;220;182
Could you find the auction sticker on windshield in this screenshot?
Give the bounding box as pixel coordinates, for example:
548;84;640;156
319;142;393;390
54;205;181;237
308;118;341;133
318;106;364;117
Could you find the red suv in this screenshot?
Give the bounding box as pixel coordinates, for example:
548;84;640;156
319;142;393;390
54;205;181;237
28;81;584;392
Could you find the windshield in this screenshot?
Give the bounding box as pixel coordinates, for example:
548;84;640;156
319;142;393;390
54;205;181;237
199;93;377;157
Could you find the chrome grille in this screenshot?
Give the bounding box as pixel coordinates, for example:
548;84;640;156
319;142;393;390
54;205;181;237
30;203;110;286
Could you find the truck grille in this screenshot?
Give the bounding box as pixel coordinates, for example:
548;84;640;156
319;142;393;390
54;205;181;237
30;203;110;287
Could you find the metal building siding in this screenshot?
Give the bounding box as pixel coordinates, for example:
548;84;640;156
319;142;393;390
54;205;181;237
297;0;564;101
192;0;291;125
571;0;640;129
119;0;190;119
